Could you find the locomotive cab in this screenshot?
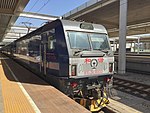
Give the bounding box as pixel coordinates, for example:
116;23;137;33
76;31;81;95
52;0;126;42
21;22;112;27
60;20;114;111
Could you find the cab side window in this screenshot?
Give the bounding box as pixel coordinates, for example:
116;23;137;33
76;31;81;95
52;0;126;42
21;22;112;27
48;29;56;50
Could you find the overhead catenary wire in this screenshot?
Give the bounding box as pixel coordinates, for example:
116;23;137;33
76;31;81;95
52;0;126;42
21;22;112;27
28;0;40;12
20;0;40;23
36;0;51;13
27;0;51;22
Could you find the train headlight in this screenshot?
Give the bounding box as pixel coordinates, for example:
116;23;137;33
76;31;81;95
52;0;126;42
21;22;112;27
109;63;113;73
71;65;77;76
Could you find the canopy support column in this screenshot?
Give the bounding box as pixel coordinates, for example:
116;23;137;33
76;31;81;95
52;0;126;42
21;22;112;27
118;0;128;74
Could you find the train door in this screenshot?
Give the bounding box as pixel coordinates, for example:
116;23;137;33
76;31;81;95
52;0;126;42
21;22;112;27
40;33;47;75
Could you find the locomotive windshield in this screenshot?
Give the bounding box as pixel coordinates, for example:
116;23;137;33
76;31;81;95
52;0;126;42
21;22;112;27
68;31;110;51
90;33;110;50
68;32;91;50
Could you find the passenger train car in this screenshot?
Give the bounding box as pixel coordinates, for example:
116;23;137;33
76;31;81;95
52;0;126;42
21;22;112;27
1;19;114;112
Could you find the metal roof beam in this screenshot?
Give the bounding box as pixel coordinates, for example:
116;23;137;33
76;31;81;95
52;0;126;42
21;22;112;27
4;35;19;38
0;11;61;21
4;35;19;37
19;12;60;20
0;25;38;29
0;9;14;15
108;22;150;33
3;38;16;42
11;25;37;30
4;38;18;39
5;31;27;34
1;0;29;41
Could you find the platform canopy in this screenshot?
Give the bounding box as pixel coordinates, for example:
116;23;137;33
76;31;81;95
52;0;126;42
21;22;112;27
0;0;29;45
63;0;150;37
0;0;60;46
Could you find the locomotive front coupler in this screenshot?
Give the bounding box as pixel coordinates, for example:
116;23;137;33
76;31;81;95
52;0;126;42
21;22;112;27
86;83;103;100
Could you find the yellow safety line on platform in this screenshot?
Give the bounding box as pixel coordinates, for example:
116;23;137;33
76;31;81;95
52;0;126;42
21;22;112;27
0;60;39;113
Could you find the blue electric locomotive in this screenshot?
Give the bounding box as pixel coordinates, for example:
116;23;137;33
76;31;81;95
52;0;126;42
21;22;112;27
2;19;114;112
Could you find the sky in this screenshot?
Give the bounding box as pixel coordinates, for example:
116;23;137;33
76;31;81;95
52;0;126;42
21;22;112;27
15;0;89;27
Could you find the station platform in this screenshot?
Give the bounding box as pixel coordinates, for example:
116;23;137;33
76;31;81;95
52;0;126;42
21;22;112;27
114;54;150;74
0;54;90;113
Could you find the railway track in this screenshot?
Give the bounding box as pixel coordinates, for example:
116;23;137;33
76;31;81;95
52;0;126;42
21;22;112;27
113;77;150;101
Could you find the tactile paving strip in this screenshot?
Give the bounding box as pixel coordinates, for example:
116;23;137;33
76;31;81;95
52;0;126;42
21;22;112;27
0;60;35;113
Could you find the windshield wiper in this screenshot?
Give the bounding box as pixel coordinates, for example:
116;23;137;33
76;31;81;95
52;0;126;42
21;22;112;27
94;48;110;53
102;49;110;53
74;49;90;56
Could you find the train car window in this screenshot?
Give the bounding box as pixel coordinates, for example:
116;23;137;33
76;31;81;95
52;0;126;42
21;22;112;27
68;31;91;50
15;40;28;55
47;29;56;50
48;35;56;50
28;36;40;57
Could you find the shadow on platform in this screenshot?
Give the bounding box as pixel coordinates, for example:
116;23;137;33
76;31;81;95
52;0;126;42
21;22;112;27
1;59;49;86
